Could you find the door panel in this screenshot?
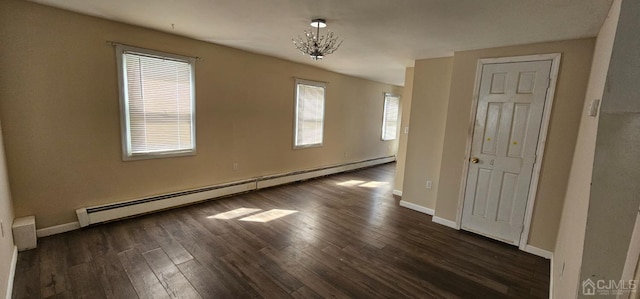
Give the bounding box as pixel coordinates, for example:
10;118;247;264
461;60;552;245
481;102;501;155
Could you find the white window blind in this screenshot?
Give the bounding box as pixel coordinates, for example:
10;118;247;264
116;45;196;160
382;93;400;140
294;80;325;148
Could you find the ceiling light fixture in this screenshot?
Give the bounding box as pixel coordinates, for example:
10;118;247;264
292;19;343;61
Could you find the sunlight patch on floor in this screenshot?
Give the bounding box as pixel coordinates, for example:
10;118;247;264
358;181;389;188
336;180;365;186
239;209;298;223
336;180;388;188
207;208;262;219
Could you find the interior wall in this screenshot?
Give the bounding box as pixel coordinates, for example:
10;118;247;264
401;58;453;210
579;0;640;295
434;38;595;251
0;121;15;299
0;0;402;229
552;0;620;297
393;67;414;193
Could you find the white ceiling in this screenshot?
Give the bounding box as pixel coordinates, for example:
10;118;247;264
29;0;613;86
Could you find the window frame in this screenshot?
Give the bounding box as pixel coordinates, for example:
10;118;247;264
115;44;197;161
293;78;326;149
381;93;400;141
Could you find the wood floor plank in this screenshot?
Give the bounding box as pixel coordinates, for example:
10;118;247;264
159;212;259;297
139;217;193;265
300;244;406;298
141;248;201;299
127;218;160;254
106;222;136;253
92;253;139;299
270;244;378;298
11;249;40;299
83;226;114;258
64;231;92;268
176;259;239;298
290;286;321;299
66;262;107;299
217;230;304;293
220;252;292;298
39;235;69;298
259;246;350;299
321;243;435;297
12;163;550;298
118;248;170;299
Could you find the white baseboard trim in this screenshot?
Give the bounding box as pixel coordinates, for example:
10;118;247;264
36;221;80;238
399;200;434;215
5;245;17;299
432;216;458;229
549;254;554;299
523;244;553;259
392;190;403;196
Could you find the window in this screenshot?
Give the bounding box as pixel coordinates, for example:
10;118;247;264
382;93;400;140
116;45;196;160
294;79;325;148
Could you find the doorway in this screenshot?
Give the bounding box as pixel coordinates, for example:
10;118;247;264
459;54;560;247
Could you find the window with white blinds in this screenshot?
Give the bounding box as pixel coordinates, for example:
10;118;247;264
116;45;196;160
382;93;400;140
294;79;325;148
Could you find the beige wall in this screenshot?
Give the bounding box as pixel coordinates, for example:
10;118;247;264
0;121;15;299
0;0;402;228
552;1;620;297
393;67;414;193
401;58;453;209
579;0;640;294
434;38;595;251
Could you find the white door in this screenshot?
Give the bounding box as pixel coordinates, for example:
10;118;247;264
461;60;552;245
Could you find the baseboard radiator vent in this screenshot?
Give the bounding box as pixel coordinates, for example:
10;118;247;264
76;156;395;227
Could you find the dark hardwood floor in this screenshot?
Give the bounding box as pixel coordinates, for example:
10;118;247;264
11;163;549;298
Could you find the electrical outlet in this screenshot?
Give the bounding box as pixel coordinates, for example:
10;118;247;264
344;152;349;158
404;127;409;134
426;180;432;189
233;162;239;171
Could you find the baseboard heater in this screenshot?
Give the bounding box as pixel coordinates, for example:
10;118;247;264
76;156;395;227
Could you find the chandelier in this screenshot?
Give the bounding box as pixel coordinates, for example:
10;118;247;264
292;19;343;61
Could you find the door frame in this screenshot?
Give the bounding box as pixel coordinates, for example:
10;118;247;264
454;53;561;250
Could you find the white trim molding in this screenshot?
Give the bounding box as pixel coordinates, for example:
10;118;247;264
517;54;562;250
432;216;458;229
453;53;562;251
5;245;17;299
399;200;434;215
36;222;81;238
523;244;553;259
392;190;403;196
549;255;554;299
